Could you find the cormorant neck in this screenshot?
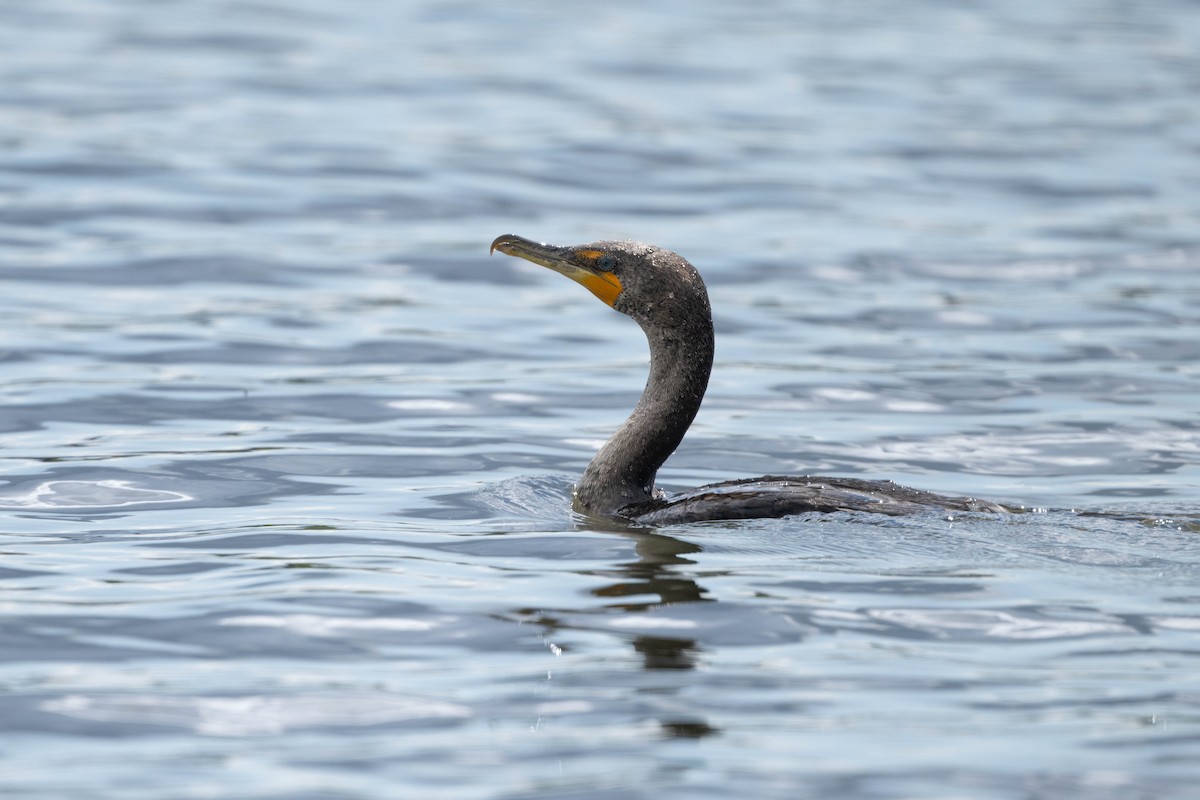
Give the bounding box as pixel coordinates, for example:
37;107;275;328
573;310;714;518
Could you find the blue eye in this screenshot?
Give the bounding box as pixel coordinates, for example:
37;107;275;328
597;254;617;272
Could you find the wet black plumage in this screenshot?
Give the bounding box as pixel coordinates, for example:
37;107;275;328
490;234;1005;525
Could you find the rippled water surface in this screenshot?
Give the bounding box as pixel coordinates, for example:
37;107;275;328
3;1;1200;798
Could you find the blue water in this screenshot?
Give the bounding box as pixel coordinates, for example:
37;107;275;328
2;1;1199;798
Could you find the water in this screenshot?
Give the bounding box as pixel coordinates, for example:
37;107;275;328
2;1;1199;797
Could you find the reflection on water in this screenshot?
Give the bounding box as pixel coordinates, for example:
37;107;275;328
2;0;1200;797
0;479;193;509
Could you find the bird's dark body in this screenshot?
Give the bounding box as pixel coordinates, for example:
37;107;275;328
625;476;1007;526
490;234;1006;526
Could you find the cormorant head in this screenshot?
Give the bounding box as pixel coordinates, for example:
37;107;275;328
489;234;710;333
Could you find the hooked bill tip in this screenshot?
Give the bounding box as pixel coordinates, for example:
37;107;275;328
490;234;520;256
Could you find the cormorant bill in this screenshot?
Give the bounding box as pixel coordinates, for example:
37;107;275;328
490;233;1006;525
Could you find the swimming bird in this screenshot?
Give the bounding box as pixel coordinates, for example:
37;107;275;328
490;234;1005;525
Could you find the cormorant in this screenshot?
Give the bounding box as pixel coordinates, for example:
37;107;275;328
490;234;1006;525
